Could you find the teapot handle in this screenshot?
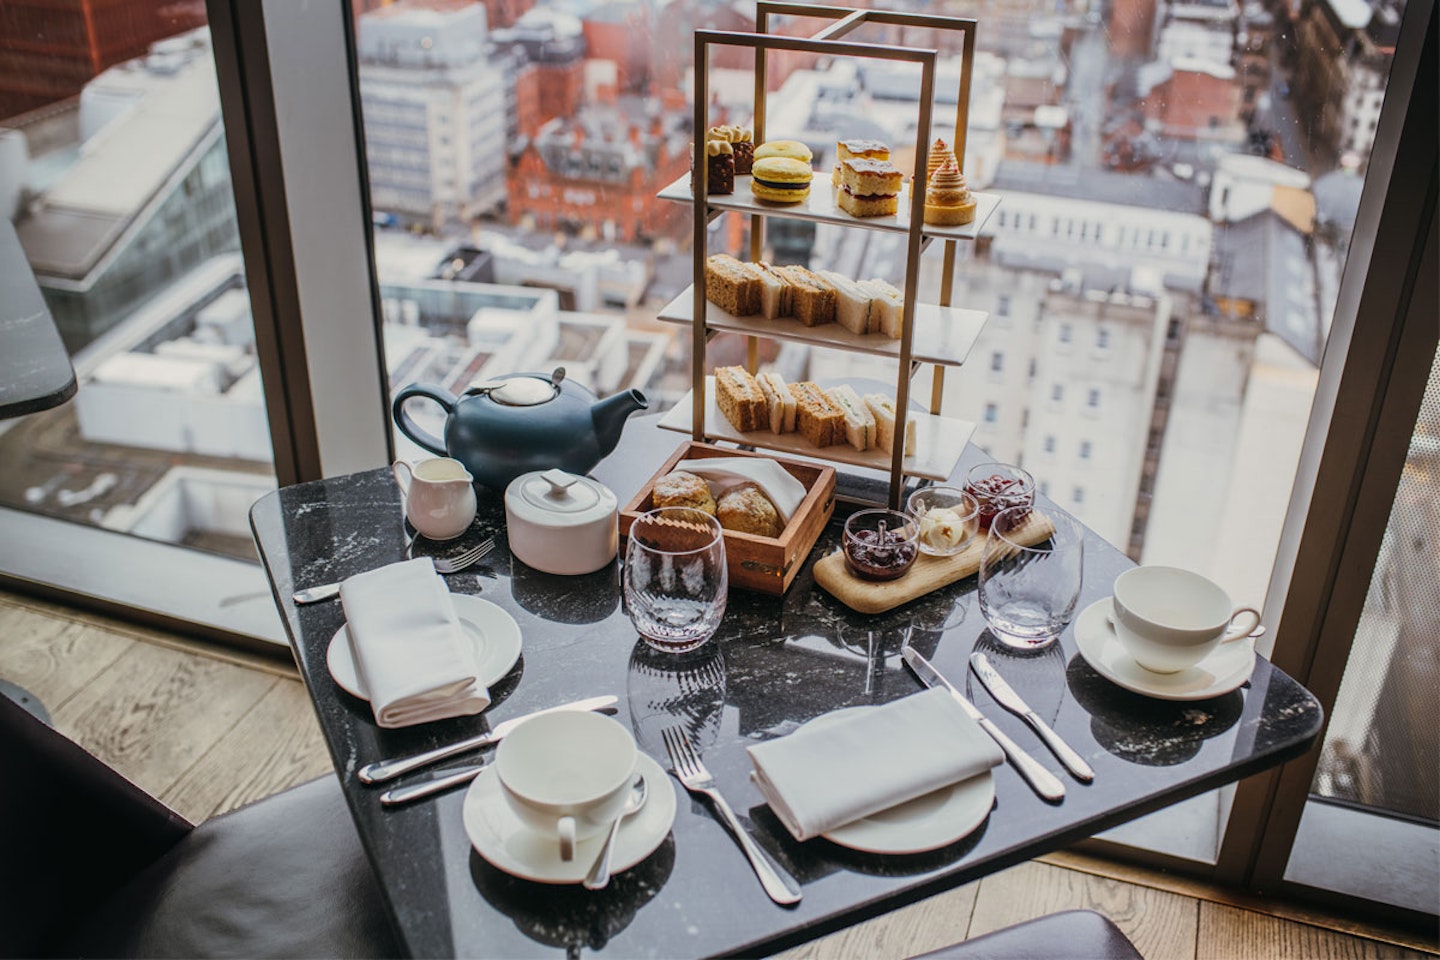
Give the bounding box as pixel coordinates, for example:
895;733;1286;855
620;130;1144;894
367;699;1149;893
392;384;456;457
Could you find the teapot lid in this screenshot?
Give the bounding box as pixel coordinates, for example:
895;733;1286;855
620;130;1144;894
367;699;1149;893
483;368;565;407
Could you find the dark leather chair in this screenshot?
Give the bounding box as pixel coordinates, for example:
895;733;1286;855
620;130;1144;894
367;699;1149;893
0;691;400;958
915;909;1144;959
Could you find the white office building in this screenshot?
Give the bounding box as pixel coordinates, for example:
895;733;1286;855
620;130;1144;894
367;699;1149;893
357;2;507;224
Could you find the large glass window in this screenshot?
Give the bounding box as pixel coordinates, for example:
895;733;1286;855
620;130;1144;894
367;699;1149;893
1;10;273;563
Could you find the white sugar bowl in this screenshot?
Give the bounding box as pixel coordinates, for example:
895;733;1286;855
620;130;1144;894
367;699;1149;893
504;469;619;575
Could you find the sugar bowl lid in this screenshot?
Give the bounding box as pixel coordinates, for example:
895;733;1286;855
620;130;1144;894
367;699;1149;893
507;468;616;520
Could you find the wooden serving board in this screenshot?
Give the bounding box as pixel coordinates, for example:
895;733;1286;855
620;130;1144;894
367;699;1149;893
813;512;1056;615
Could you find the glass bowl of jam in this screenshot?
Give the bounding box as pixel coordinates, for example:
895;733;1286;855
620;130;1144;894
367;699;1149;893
843;509;919;582
963;463;1035;531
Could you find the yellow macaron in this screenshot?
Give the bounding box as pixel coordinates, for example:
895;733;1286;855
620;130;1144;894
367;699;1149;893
753;139;814;163
750;157;813;204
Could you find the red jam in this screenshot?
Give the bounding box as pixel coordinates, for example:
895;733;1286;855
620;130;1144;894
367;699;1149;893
965;474;1033;530
844;527;918;581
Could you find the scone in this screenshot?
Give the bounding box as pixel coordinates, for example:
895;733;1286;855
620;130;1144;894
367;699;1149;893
652;470;717;515
751;157;813;204
716;482;783;538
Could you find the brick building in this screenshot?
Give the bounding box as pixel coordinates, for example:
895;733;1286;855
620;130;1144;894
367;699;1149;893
0;0;206;119
1110;0;1160;58
1138;58;1244;142
494;9;586;140
507;105;688;243
582;2;652;94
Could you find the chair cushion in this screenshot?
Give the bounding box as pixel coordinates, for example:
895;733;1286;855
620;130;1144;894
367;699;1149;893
57;776;402;959
915;909;1143;960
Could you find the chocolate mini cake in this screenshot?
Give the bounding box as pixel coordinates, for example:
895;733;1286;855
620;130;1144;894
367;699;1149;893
691;139;735;195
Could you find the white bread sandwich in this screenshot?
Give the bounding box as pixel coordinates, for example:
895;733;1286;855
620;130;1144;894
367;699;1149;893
819;271;876;335
827;384;877;451
863;392;917;456
858;279;905;339
757;371;798;434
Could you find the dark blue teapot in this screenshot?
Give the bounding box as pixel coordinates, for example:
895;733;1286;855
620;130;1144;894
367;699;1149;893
393;368;647;491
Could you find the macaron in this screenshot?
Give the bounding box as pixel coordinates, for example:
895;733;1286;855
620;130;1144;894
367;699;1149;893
753;139;814;163
750;157;813;204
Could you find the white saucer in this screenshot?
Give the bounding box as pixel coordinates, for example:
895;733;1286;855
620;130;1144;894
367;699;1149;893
327;594;522;700
1073;597;1255;701
798;707;995;855
462;752;677;884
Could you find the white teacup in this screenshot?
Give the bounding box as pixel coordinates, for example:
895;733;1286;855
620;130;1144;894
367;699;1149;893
494;711;637;861
393;457;477;541
1110;566;1261;674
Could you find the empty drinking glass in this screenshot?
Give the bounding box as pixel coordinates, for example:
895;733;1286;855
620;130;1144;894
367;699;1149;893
623;507;728;653
978;505;1084;650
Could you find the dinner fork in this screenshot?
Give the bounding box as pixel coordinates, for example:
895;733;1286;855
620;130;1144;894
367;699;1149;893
661;725;802;905
292;538;495;605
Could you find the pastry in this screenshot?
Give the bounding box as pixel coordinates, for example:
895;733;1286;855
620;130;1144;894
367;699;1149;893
831;138;889;186
819;271;875;335
709;125;755;175
775;265;835;326
753;139;813;163
923;137;956;188
652;471;717;515
750;157;813;204
858;279;904;339
837;158;902;218
704;254;762;316
863;393;917;456
714;365;767;432
791;381;844;447
692;139;735;195
757;371;797;434
923;157;977;226
827;384;877;451
716;483;783;538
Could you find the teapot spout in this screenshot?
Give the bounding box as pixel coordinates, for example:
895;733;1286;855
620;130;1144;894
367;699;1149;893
591;388;648;457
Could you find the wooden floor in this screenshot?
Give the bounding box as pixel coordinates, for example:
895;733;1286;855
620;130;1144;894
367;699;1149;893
2;588;1435;960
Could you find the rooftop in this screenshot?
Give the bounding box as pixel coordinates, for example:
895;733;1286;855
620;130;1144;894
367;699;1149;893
991;161;1208;215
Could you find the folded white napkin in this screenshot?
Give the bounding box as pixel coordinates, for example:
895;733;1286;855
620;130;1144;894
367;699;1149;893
339;558;490;728
747;688;1004;842
676;457;807;523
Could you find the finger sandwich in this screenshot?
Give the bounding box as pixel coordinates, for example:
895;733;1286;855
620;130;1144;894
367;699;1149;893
705;254;762;316
863;393;917;456
827;384;877;451
791;381;844;447
775;265;836;326
755;262;792;320
857;278;904;339
757;371;797;434
715;365;767;433
819;270;876;335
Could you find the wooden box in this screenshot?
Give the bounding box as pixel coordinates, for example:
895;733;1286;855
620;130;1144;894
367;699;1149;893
620;441;837;595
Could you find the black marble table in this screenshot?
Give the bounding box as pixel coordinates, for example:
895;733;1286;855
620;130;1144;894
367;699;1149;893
0;220;75;419
250;416;1323;959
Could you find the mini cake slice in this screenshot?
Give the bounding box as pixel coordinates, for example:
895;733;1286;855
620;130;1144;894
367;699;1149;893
863;393;918;456
838;158;902;218
704;254;762;316
757;371;797;434
858;278;904;339
791;381;844;447
714;365;767;433
827;384;877;451
831;138;890;186
819;270;876;335
776;266;836;326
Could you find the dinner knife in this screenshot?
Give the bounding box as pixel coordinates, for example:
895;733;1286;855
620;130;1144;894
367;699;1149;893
357;695;619;784
379;764;486;806
900;646;1066;802
970;652;1095;782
